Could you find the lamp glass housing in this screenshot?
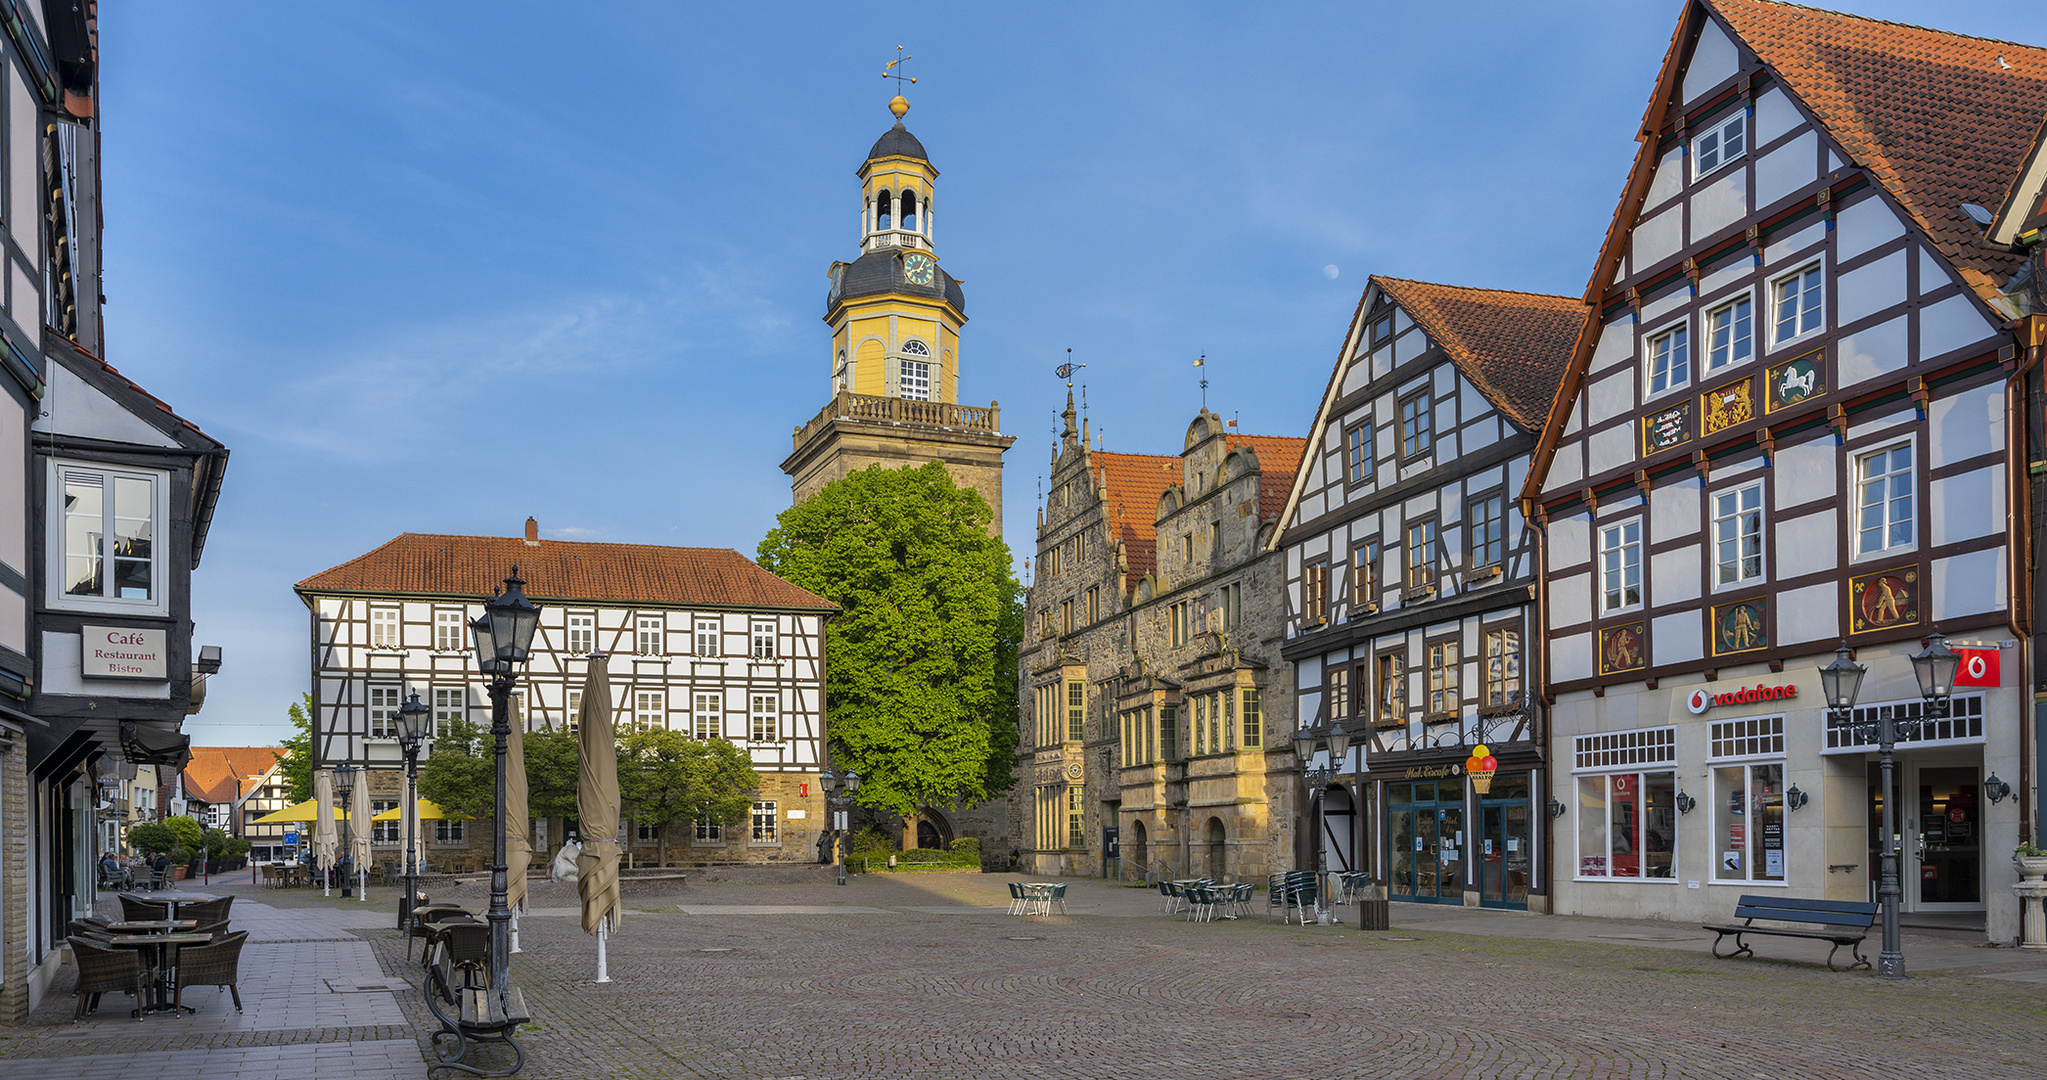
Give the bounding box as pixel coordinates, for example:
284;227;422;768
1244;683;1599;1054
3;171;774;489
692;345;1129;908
486;571;543;664
471;615;506;675
844;770;861;795
1292;728;1316;766
819;770;840;795
1911;633;1959;701
395;691;432;746
333;762;357;796
1328;724;1351;769
1818;644;1865;712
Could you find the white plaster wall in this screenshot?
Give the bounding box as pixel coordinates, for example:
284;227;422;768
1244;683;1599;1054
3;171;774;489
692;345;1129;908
1753;87;1799;146
1773;438;1833;510
1753;131;1816;210
1834;250;1906;328
1550;513;1591;570
1633;206;1682;271
1544;446;1582;492
1590;316;1635;372
0;395;21;570
1552;632;1593;683
1835;315;1907;388
1652;546;1701;606
1587;371;1635;426
1650;476;1702;544
1644;147;1683;211
1652;611;1703;664
1916;247;1952;295
1835;195;1905;262
1395;328;1430;367
1764;222;1825;267
1929;465;2003;546
1587;424;1635;478
1773;511;1838;579
1690;169;1747;241
1929;383;2002;468
1918;293;1999;362
1549;571;1591;630
1683;18;1739;103
1932;547;2005;620
1776;581;1838;643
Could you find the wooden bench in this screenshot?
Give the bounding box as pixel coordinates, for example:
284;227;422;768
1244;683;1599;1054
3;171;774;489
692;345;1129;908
422;923;528;1077
1703;895;1877;971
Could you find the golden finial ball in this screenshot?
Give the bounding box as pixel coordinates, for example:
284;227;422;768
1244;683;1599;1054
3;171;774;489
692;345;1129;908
888;95;909;119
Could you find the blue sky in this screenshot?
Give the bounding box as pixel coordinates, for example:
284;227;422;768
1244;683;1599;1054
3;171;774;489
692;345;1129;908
107;2;2035;744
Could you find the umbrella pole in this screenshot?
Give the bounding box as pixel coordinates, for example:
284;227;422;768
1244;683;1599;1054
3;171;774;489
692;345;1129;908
595;915;611;983
358;865;366;901
511;905;521;954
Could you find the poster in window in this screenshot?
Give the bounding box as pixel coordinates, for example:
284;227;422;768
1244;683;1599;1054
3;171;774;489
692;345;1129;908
1848;567;1918;634
1722;850;1741;873
1764;848;1784;877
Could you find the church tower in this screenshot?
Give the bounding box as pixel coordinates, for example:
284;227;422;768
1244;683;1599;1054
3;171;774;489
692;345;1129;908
781;92;1015;534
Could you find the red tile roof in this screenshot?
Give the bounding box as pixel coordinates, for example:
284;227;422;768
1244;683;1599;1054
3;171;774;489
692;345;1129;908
1224;433;1309;523
1092;451;1182;581
1710;0;2047;301
182;747;282;806
1374;277;1587;431
296;534;835;611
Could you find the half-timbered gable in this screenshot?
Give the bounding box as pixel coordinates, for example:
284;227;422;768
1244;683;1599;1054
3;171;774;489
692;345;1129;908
1275;275;1581;908
1014;394;1304;882
1523;0;2047;937
295;522;836;866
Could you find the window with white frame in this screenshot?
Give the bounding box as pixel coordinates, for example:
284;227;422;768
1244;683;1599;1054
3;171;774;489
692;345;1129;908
636;617;664;656
693;692;720;740
694;819;723;844
566;612;594;655
435;819;464;843
1855;443;1914;556
369;686;401;739
1648;323;1689;395
566;690;583;733
634;690;664;731
1705;295;1752;372
1484;626;1522;706
1710;715;1786;883
1712;483;1764;585
1345;422;1372;485
751;801;778;843
1573;727;1677;880
899;349;931;401
1691;111;1745;176
1600;520;1642;611
434;610;466;651
371;800;399;844
750;694;778;743
432;687;462;737
1771;264;1823;344
370;607;401;649
751;620;776;659
1425;639;1460;717
53;462;164;609
695;618;720;656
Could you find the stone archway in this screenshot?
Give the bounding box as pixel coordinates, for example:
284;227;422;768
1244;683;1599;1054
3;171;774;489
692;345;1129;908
1205;817;1228;880
1129;818;1149;875
909;807;956;849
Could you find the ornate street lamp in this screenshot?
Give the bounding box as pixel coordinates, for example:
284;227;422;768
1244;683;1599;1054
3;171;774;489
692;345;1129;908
819;761;862;887
471;569;542;998
333;762;358;898
393;690;433;932
1293;723;1352;919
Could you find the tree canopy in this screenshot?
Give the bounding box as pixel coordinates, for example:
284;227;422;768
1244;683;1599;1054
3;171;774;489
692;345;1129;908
523;725;582;820
757;461;1021;818
417;718;497;821
619;729;759;864
278;692;315;803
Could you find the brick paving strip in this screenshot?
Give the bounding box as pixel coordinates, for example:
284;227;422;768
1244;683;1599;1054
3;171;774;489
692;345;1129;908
6;871;2044;1079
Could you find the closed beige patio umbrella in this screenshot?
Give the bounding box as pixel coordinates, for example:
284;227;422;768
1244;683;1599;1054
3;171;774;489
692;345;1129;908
576;654;621;981
312;769;338;896
506;696;532;951
349;766;374;899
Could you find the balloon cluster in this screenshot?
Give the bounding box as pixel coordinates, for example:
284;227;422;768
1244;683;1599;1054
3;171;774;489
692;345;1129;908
1466;743;1499;794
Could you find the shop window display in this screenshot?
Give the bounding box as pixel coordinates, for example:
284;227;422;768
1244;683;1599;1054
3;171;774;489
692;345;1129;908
1713;762;1786;882
1575;771;1676;879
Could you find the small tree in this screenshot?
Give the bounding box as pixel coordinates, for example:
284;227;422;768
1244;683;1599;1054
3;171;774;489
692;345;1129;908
164;815;205;852
127;822;177;855
524;725;582;824
620;730;758;866
279;692;316;803
417;718;497;822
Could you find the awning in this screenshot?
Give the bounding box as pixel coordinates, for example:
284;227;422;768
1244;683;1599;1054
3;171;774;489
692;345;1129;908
370;799;466;822
250;800;346;825
120;722;192;771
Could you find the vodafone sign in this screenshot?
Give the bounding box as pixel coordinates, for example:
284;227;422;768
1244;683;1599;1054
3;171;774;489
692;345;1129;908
1955;647;2001;687
1686;682;1798;715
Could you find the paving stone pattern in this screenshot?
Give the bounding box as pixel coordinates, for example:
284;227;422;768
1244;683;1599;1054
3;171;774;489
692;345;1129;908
4;872;2044;1079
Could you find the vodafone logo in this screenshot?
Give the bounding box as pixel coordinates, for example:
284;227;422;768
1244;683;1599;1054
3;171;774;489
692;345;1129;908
1963;653;1991;680
1687;683;1797;715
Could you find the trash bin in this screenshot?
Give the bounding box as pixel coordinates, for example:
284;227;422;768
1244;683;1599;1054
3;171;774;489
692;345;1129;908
1357;881;1390;931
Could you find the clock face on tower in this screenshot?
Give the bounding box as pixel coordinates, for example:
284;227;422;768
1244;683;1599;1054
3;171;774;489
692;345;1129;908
902;253;935;286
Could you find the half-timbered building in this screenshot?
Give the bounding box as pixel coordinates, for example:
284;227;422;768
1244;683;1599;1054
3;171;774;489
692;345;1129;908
1274;277;1583;910
1014;396;1304;881
1525;0;2047;941
296;521;837;867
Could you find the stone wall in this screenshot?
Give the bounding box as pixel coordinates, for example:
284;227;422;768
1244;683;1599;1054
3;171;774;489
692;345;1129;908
0;735;27;1023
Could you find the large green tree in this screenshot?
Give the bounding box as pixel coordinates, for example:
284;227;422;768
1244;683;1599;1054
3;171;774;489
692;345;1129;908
523;725;582;821
619;729;759;866
417;718;497;822
278;692;316;803
757;461;1022;819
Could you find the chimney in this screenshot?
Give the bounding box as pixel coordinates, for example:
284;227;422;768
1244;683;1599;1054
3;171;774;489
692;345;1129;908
525;517;540;546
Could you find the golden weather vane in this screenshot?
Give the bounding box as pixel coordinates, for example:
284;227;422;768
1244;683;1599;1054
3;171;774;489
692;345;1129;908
883;46;916;95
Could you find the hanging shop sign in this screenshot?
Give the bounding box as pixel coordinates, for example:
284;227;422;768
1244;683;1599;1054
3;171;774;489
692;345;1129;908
1686;682;1798;715
1954;647;2001;687
81;626;168;680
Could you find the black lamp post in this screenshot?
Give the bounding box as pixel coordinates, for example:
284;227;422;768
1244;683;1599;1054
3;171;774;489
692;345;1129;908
394;690;432;931
470;569;542;998
819;761;862;886
333;762;358;898
1292;723;1351;911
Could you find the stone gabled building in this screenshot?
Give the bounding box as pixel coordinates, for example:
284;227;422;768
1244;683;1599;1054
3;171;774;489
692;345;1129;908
1015;395;1304;882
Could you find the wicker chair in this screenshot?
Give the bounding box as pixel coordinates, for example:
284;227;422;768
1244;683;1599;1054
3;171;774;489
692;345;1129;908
171;930;247;1014
409;905;473;963
179;896;233;926
68;936;152;1021
119;896;169;922
424;919;490;992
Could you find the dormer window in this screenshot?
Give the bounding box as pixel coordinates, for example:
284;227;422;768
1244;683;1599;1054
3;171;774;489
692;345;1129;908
1692;112;1745;178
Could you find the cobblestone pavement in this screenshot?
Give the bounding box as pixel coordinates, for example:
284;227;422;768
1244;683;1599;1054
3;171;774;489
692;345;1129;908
6;869;2044;1079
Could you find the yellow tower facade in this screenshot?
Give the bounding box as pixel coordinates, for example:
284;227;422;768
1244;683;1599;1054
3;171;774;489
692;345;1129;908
783;95;1015;534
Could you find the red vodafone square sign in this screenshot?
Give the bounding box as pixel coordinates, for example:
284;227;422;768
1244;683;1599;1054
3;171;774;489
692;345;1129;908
1955;648;2000;687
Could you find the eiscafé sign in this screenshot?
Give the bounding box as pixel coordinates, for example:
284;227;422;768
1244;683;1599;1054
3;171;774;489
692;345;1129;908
1687;682;1797;715
81;625;168;680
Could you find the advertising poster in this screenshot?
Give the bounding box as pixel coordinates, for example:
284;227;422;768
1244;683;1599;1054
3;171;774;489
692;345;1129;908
1722;850;1741;873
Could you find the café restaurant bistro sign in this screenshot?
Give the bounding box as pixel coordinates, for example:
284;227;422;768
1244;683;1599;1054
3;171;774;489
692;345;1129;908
81;625;168;679
1687;682;1796;715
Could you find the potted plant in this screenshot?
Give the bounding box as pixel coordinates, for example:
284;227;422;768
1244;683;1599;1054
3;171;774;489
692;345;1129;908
2017;841;2047;881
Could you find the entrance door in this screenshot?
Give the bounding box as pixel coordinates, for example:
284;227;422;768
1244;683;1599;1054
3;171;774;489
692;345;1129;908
1478;771;1532;909
1320;786;1354;873
1866;759;1985;912
1387;780;1463;903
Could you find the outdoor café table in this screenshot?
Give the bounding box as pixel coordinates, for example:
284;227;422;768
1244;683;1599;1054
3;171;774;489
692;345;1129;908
104;931;214;1014
120;892;219;919
108;920;198;933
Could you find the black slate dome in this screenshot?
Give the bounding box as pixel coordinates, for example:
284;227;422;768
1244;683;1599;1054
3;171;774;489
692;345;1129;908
867;121;929;164
830;249;965;316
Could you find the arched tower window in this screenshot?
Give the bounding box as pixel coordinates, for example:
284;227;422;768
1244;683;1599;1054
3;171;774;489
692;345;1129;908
898;339;933;401
875;189;892;230
901;190;918;232
833;349;851;395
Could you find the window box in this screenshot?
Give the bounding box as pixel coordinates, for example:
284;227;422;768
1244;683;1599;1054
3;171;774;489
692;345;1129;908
1403;584;1437;603
1465;564;1502;585
1348;602;1380;619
